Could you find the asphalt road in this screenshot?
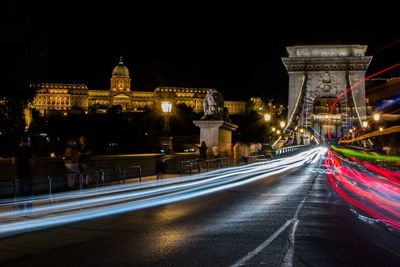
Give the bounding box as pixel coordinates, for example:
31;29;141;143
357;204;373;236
1;154;399;266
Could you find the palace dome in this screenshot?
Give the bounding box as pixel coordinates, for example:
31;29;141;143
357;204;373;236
112;58;130;78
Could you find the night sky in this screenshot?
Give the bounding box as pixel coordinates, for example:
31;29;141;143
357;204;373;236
16;1;400;102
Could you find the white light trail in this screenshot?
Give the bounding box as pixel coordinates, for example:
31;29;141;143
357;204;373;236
0;147;324;237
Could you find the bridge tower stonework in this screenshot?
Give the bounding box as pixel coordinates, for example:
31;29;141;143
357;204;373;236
281;45;372;145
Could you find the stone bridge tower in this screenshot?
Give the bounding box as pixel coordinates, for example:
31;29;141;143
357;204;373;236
281;45;372;145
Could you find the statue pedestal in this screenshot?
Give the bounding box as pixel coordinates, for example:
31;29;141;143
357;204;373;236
193;120;238;156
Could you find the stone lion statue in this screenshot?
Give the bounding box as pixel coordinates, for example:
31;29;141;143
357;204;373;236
202;89;225;120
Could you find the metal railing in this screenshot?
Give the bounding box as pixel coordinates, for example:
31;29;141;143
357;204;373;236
275;145;310;157
96;169;105;187
48;171;82;204
180;157;232;175
245;155;266;164
96;166;121;186
180;160;194;176
205;158;224;171
123;165;142;183
0;178;19;216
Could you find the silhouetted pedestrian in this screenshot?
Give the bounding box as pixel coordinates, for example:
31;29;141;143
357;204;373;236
78;136;92;187
194;141;208;172
64;139;79;189
199;141;208;160
14;136;33;212
155;155;167;179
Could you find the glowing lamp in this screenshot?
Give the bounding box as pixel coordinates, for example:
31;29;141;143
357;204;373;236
280;121;286;128
362;121;368;128
373;113;380;121
264;113;271;121
161;101;172;113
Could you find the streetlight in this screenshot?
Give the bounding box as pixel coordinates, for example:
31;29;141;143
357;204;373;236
362;121;368;128
279;121;286;128
373;113;380;122
264;113;271;122
160;101;173;153
161;101;172;134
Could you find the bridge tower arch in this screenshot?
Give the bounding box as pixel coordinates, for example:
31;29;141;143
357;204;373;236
281;45;372;146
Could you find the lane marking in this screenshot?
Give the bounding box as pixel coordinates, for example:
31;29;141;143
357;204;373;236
230;219;293;267
281;219;299;267
294;196;307;220
281;171;319;267
230;161;321;267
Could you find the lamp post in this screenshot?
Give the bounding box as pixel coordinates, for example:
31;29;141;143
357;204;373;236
160;101;173;153
161;101;172;134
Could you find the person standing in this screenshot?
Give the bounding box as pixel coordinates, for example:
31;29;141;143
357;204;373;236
14;136;33;212
155;155;167;179
198;141;208;173
199;141;208;160
64;139;79;189
78;136;92;187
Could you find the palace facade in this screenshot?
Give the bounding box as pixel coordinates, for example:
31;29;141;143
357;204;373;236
33;58;246;116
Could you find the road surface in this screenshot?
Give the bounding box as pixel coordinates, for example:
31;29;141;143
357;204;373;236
0;150;399;266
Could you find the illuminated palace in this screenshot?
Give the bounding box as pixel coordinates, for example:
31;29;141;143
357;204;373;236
33;58;246;116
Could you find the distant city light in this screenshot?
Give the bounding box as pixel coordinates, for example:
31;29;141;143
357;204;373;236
264;113;271;121
362;121;368;128
271;127;276;132
379;127;384;131
373;113;380;121
279;121;286;128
